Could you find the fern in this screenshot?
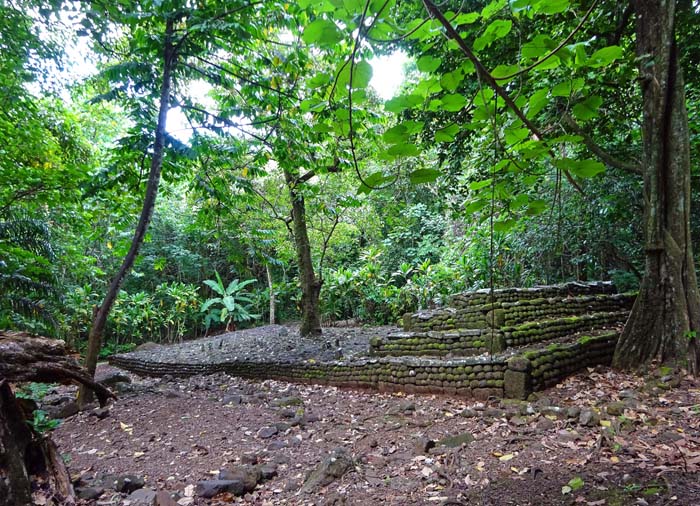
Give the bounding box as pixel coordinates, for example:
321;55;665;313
0;212;59;333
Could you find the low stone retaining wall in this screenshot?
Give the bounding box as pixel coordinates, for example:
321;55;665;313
111;332;619;400
402;292;634;333
504;332;618;398
450;281;616;309
502;311;627;347
369;329;502;357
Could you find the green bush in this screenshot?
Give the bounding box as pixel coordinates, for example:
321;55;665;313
63;281;204;348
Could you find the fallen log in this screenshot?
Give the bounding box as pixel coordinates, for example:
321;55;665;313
0;331;114;406
0;331;116;506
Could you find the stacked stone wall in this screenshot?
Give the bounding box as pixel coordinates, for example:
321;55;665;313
110;354;509;399
369;329;502;357
449;281;615;309
377;285;633;358
111;331;620;400
402;292;633;334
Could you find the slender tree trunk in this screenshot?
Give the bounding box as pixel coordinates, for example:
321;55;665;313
284;169;322;337
79;20;177;405
613;0;700;374
266;264;276;325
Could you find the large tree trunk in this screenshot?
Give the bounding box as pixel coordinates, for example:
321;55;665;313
613;0;700;374
284;169;322;337
79;20;177;405
0;332;115;505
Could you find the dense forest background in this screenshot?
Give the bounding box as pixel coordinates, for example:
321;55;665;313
1;0;698;359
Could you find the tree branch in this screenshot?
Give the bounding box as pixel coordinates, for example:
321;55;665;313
421;0;585;194
561;113;642;174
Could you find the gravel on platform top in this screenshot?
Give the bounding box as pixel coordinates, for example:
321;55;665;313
116;324;398;365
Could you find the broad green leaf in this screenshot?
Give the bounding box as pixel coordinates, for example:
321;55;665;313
573;44;588;67
474;19;512;51
302;19;342;47
469;178;492;191
492;64;520;80
527;89;549;118
481;0;507;19
551;78;584;97
534;0;570;14
572;95;603;120
203;279;223;295
505;127;529;145
406;17;434;40
554;158;606;178
453;12;480;25
415;77;442;97
312;122;333;133
441;93;468;112
521;35;555;60
493;218;517;232
300;97;325;112
510;194;529;209
465;199;489;214
510;0;531;14
382;124;409;144
387;143;420;156
460;60;476;75
308;72;330;89
222;295;236;311
409;168;440;184
385;94;423;113
526;199;547;215
403;120;425;134
440;71;463;93
417;55;441;73
587;46;624;68
357;171;388;193
352;60;373;89
343;0;364;12
435;124;460;142
200;298;220;312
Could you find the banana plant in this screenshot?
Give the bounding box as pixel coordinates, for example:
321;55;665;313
201;272;259;332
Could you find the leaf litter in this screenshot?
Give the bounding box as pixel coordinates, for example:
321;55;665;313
52;361;700;505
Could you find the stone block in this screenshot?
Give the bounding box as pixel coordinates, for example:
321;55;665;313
485;309;506;328
503;369;531;400
484;331;506;353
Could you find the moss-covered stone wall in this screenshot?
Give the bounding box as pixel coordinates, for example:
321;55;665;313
111;331;620;400
110;354;509;400
369;329;503;357
402;292;634;334
450;281;616;309
377;287;633;358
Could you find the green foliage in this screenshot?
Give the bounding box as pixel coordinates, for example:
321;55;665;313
15;382;54;402
15;382;61;433
63;282;203;346
0;213;59;335
29;409;61;433
98;341;136;359
562;476;585;495
201;272;259;331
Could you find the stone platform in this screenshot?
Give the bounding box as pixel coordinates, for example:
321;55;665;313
111;282;634;400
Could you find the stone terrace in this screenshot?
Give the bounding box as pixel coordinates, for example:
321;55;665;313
111;281;635;400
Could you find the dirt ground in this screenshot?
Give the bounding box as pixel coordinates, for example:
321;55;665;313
47;324;700;506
